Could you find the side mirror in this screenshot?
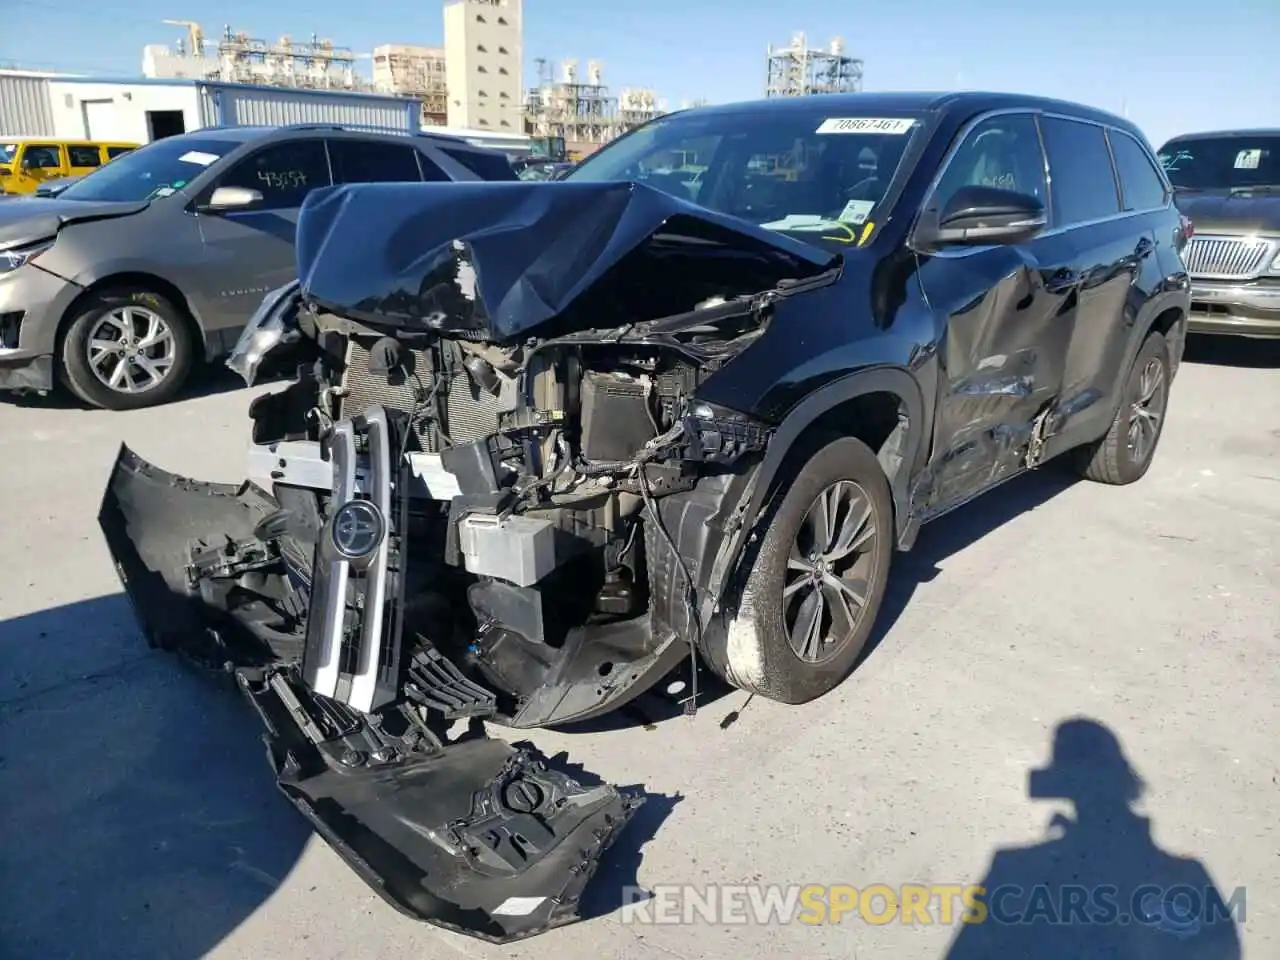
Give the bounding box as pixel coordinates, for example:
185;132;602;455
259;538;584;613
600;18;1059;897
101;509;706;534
918;185;1046;248
200;186;263;213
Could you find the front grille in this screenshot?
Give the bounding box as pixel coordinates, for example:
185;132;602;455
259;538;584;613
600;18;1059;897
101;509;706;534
337;336;504;452
301;408;402;715
1183;235;1276;280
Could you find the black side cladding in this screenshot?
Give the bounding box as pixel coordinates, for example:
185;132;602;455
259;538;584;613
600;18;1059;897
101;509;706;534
240;666;643;942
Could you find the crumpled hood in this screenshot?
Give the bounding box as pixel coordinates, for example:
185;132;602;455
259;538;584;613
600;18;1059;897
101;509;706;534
0;196;148;248
294;179;838;341
1174;191;1280;235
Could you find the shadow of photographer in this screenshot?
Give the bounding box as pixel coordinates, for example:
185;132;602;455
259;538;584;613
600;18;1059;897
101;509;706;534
945;717;1242;959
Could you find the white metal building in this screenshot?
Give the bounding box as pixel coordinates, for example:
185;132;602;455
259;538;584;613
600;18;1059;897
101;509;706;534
443;0;523;131
3;75;421;143
0;69;66;136
423;124;531;156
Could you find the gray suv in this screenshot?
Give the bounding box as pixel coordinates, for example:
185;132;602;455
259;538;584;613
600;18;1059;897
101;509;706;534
0;124;516;409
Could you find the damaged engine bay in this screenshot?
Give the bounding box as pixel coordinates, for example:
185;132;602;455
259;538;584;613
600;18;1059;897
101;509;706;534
98;180;840;940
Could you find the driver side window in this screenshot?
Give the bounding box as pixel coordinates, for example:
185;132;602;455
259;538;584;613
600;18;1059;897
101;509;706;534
23;145;63;170
216;139;332;211
930;114;1046;214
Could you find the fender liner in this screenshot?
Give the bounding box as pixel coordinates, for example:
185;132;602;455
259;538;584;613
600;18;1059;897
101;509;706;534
699;365;928;621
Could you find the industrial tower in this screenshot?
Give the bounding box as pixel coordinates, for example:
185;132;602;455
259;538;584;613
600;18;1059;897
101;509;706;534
765;32;864;97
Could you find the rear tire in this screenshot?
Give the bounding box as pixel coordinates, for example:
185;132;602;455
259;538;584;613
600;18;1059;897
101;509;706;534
1069;331;1171;485
60;288;196;411
703;436;894;705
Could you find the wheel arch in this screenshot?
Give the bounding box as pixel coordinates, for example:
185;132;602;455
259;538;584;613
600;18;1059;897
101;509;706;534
1115;292;1188;395
1146;302;1187;376
55;271;205;363
700;365;929;617
750;366;927;546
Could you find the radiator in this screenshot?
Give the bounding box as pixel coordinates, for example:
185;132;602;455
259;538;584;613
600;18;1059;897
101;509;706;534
338;337;503;452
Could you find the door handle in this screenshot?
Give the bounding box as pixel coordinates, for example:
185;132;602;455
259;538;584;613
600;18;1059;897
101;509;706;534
1135;237;1155;258
1045;268;1080;294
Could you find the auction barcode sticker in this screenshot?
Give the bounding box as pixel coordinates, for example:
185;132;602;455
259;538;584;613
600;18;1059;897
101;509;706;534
815;117;916;135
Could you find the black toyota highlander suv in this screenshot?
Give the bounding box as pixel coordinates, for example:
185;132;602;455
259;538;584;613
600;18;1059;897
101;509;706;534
99;92;1194;943
1160;128;1280;339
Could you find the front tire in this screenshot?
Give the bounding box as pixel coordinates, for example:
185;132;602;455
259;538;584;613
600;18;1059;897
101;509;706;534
705;436;894;705
60;289;196;411
1069;330;1171;485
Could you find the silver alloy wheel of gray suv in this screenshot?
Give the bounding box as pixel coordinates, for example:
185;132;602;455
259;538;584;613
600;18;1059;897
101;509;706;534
59;289;196;410
87;305;177;393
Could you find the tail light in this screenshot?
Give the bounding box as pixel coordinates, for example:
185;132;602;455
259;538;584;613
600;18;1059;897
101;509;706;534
1176;214;1194;252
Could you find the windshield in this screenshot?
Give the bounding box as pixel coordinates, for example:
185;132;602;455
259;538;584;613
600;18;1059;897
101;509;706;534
1158;135;1280;192
0;143;17;166
57;137;239;202
565;108;924;242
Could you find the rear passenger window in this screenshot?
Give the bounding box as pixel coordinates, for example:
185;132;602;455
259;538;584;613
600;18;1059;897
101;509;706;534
328;139;422;184
930;114;1046;214
1108;131;1167;211
1039;117;1121;226
68;146;101;168
106;146;134;159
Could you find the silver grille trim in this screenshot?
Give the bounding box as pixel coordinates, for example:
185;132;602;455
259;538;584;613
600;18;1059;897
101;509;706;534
305;418;356;699
348;405;395;714
1183;234;1278;281
301;405;398;715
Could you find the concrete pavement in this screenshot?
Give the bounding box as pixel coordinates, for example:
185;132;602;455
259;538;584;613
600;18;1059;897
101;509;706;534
1;337;1276;959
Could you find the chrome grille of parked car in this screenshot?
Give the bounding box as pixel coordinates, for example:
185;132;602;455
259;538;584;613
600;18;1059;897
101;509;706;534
1182;235;1276;280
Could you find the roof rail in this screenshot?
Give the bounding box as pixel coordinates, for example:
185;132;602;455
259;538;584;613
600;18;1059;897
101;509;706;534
275;123;416;135
413;130;469;144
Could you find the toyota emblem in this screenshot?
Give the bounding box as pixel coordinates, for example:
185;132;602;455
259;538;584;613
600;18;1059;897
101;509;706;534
330;500;386;560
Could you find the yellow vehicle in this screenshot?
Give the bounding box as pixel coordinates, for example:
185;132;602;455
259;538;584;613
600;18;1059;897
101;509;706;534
0;139;139;196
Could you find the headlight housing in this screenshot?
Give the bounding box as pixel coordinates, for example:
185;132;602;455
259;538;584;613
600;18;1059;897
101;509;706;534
226;281;302;386
0;237;55;274
681;400;773;464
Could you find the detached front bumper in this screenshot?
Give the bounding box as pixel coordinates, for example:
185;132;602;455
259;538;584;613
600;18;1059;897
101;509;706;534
1188;280;1280;338
97;441;644;942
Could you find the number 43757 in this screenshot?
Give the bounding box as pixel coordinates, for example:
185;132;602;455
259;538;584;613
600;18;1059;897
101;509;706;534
258;170;306;188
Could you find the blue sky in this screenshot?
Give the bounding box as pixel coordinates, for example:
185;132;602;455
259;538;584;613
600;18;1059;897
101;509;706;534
4;0;1276;148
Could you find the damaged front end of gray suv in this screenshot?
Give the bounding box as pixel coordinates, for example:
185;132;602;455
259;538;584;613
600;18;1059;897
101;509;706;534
98;179;841;940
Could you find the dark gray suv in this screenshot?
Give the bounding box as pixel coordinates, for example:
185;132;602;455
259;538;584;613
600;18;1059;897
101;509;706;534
0;124;516;409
